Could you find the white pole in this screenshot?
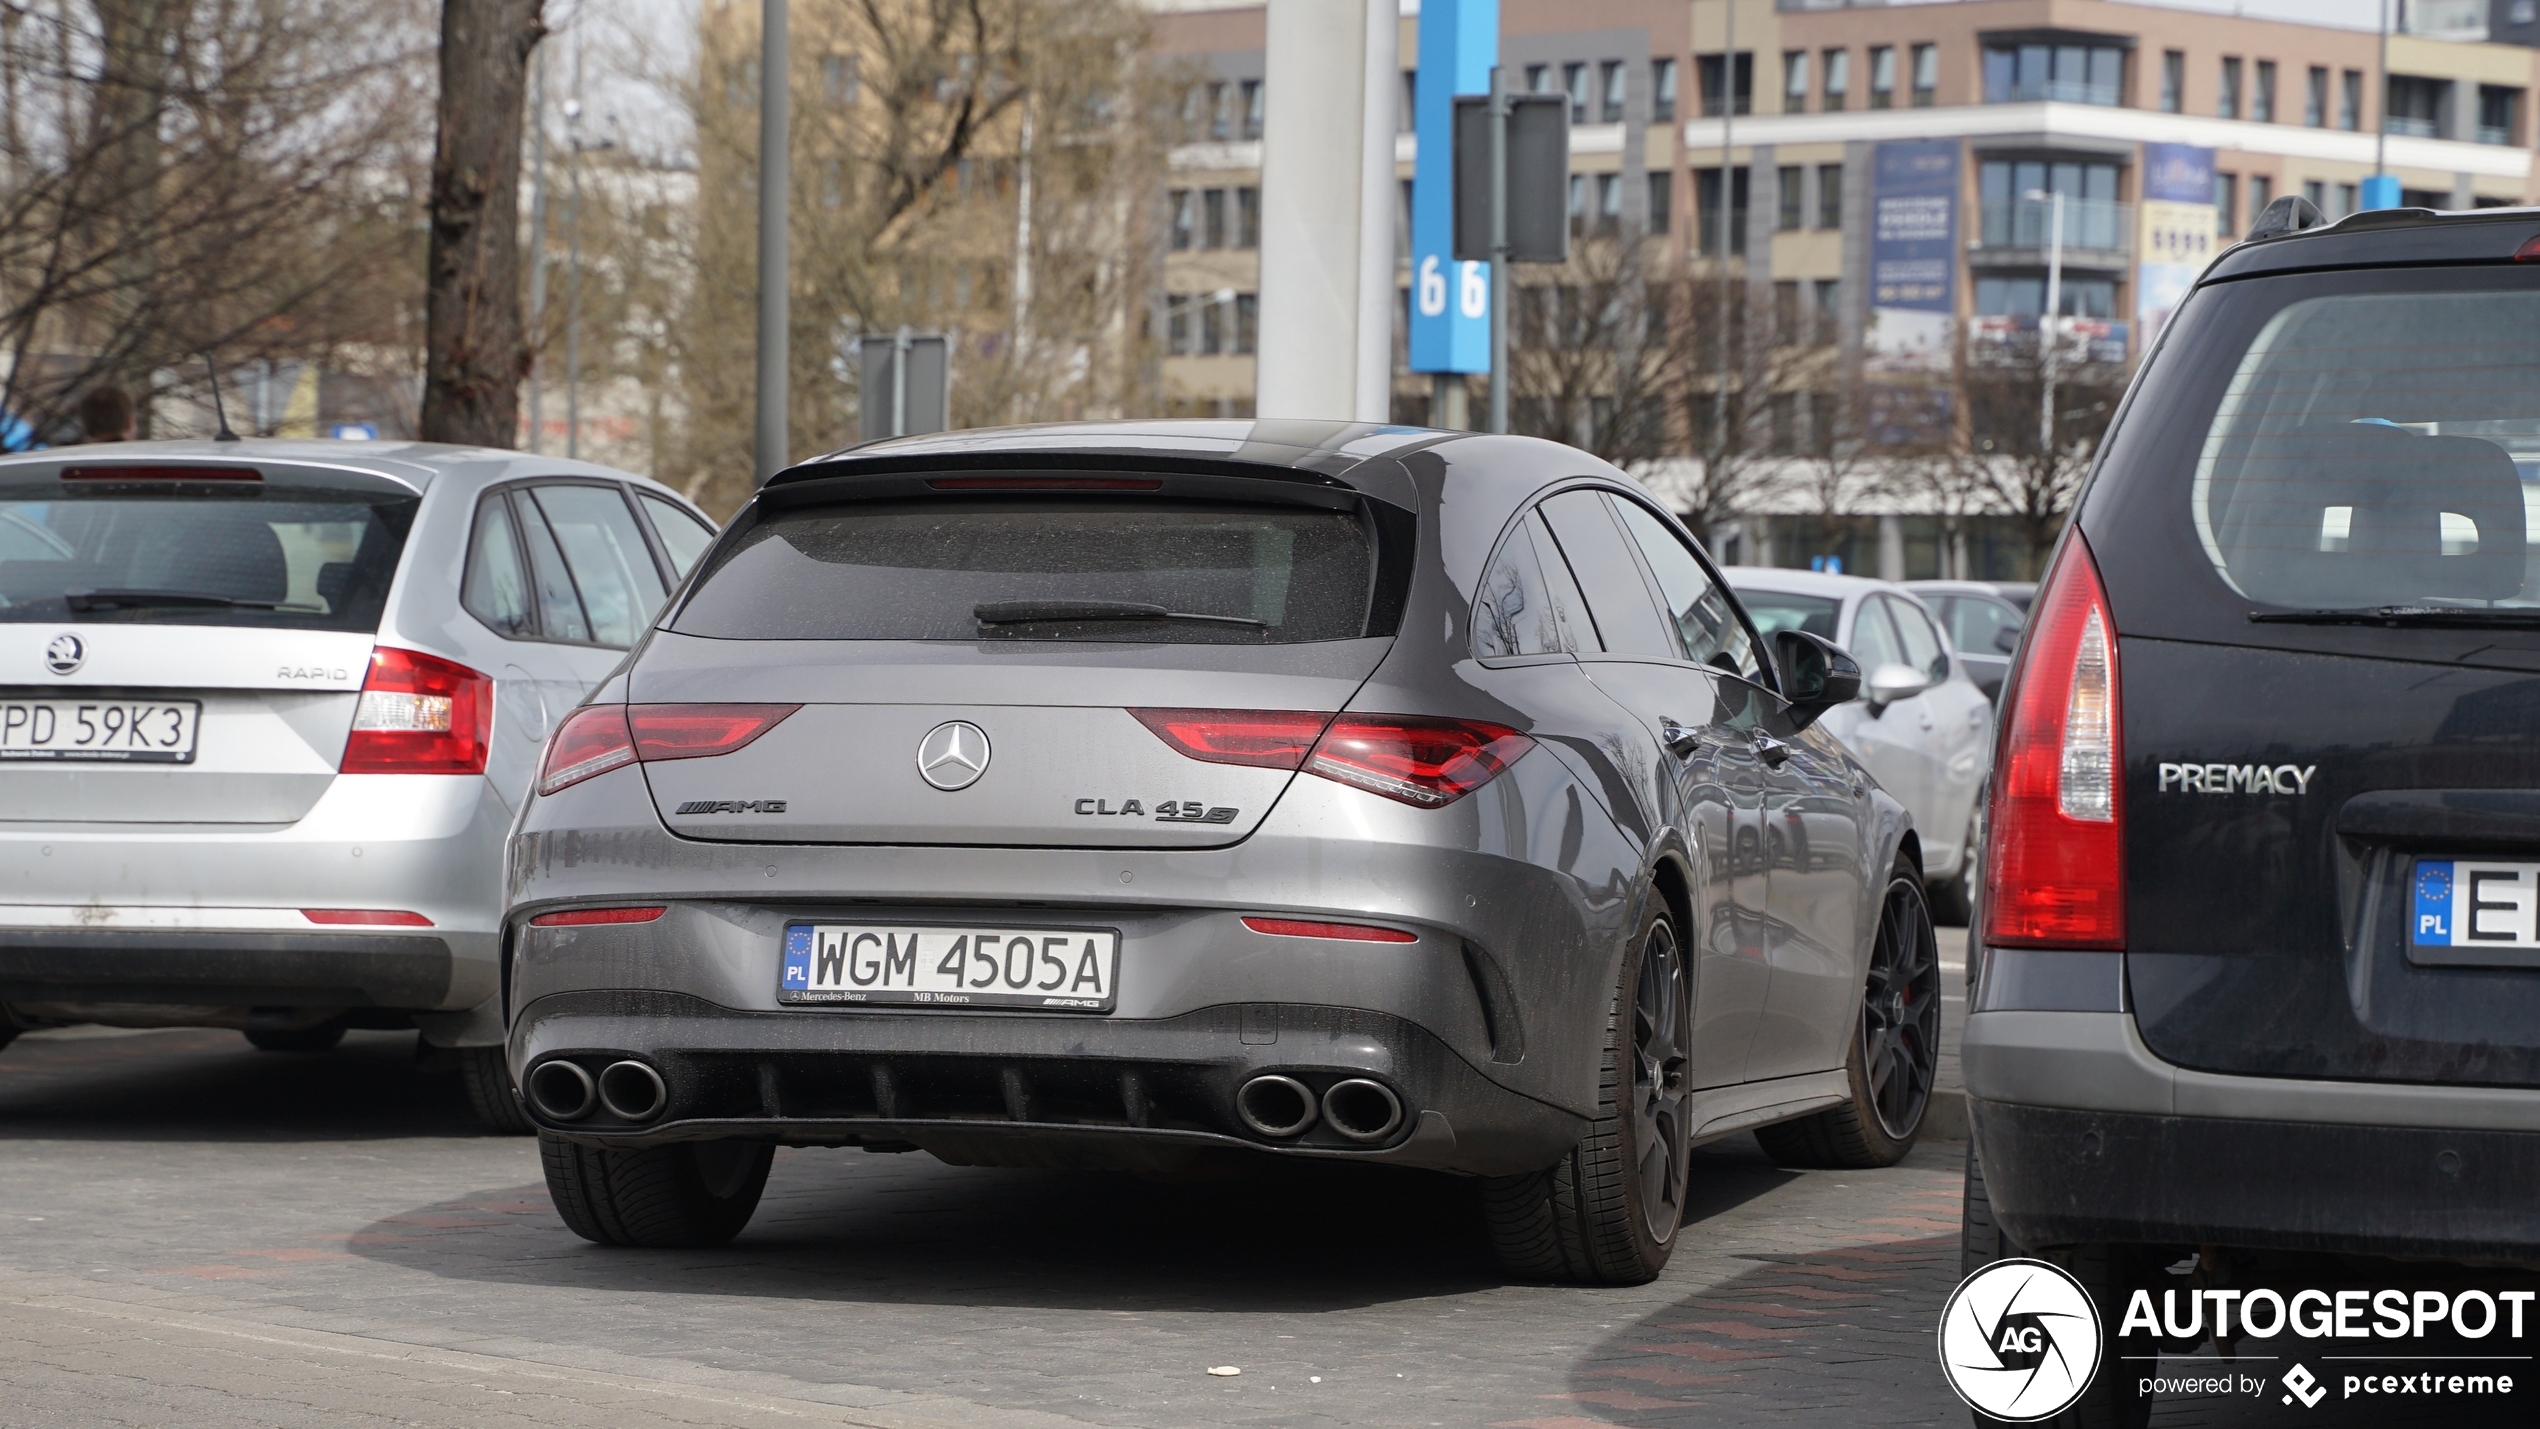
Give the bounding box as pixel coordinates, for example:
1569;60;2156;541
2036;188;2063;458
1010;98;1035;419
1256;0;1383;420
1353;0;1398;423
525;47;547;453
754;0;791;480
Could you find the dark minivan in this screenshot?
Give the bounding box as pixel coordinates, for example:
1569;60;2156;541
1962;203;2540;1424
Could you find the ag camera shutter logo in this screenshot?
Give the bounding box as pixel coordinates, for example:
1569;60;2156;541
1938;1258;2104;1421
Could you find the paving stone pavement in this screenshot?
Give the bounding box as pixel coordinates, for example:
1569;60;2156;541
1;1004;2523;1427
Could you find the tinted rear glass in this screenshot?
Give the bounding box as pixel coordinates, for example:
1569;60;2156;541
0;484;415;632
674;499;1376;643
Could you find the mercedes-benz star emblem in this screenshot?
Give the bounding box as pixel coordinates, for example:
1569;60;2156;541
915;720;991;791
43;632;84;676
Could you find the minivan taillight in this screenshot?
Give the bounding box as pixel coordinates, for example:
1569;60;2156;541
1983;530;2124;949
538;703;799;796
340;647;492;775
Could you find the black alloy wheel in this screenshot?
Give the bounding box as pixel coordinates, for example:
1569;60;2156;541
1629;917;1694;1241
1862;874;1944;1140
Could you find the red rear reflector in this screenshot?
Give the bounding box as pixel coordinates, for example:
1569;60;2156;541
1240;916;1416;943
926;476;1164;492
628;703;799;761
302;908;433;927
339;647;492;775
529;906;667;927
2517;234;2540;261
540;704;636;795
1305;715;1533;807
1983;529;2126;949
59;465;260;481
1130;708;1330;769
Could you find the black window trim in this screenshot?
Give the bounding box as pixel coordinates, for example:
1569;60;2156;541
1593;484;1783;697
1471;505;1588;668
464;476;678;652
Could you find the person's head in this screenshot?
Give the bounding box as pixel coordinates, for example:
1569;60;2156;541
77;384;135;443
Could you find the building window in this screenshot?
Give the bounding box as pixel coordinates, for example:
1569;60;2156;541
2249;173;2273;224
1169;189;1196;251
1200;300;1224;357
1568;174;1588;236
2339;69;2362;130
1524;63;1548;93
2303;178;2327;212
1599;60;1627;123
2160;50;2183;113
2335;182;2358;218
1979;160;2122;251
1234;295;1258;356
1208;81;1233;140
2387;75;2447;137
822;53;860;105
1237;187;1260;248
1975;275;2117;320
2478;85;2522;145
2305;66;2327;126
1813;279;1841;344
2215;172;2238;234
1201;188;1226;248
1984;42;2122;105
1699;52;1753;116
1823;49;1849;111
1783;50;1808;111
1695;166;1750;257
2253;60;2275;123
1564;63;1590;122
1911;43;1937;107
1398;70;1416;133
1869;46;1895;109
1816;162;1843;229
1648;171;1672;235
1777;165;1804;230
1595;173;1622;234
2219;57;2241;119
1769;390;1798;452
1233;80;1260;140
1652;58;1677;122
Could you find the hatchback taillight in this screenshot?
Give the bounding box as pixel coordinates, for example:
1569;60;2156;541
1983;530;2125;949
538;703;798;796
340;647;492;775
1132;708;1532;808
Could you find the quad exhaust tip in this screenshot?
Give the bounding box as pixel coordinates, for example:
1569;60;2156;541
1234;1074;1318;1138
1322;1078;1404;1143
597;1060;667;1123
526;1059;595;1122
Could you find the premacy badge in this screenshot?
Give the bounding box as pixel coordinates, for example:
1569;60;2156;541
1939;1258;2103;1421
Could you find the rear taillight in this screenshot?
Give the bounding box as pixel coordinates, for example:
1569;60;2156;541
340;647;492;775
1132;708;1533;808
529;906;666;927
537;703;798;797
302;908;433;927
1240;916;1417;943
1983;530;2125;949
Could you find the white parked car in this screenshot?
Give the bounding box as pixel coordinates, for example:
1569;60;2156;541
0;439;716;1128
1723;568;1994;923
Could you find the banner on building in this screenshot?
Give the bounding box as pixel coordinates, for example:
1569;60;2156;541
1408;0;1495;374
1867;139;1961;378
2135;143;2216;353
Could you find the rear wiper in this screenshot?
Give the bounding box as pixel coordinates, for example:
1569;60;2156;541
974;599;1265;629
2250;606;2540;629
64;588;282;612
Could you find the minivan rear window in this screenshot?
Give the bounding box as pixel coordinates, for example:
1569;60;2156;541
672;499;1377;643
0;484;416;632
2192;288;2540;611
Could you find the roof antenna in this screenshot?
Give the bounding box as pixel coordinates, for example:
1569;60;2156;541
204;352;241;442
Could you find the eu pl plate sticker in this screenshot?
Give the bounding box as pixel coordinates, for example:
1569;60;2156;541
781;926;814;991
2414;859;2540;949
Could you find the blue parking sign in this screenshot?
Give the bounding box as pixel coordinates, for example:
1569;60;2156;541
1408;0;1494;375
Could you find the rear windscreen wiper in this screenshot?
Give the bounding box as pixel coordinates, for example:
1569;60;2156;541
974;599;1266;629
64;588;282;612
2250;606;2540;629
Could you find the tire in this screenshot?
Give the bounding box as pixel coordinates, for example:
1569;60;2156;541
243;1019;347;1053
1961;1141;2016;1275
1961;1147;2155;1429
1757;860;1941;1169
540;1132;774;1249
459;1045;536;1135
1481;897;1692;1286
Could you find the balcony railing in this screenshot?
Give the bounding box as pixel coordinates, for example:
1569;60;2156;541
2383;115;2441;138
1987;79;2121;107
2477;123;2515;146
1976;198;2132;254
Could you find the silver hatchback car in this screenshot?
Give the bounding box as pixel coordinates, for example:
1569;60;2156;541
0;440;716;1129
509;422;1939;1283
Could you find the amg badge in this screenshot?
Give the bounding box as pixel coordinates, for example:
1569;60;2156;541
1074;798;1238;824
675;799;789;814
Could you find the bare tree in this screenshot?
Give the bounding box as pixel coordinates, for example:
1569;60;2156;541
1663;282;1821;546
1946;327;2125;575
420;0;546;445
1505;232;1674;472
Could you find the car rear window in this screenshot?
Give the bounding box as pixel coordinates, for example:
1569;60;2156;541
672;499;1377;643
0;483;415;632
1734;589;1840;640
2190;287;2540;611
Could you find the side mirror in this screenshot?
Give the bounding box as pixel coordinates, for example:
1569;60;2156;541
1865;662;1935;714
1773;629;1861;732
1993;625;2022;654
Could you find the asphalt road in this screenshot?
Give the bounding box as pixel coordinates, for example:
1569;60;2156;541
0;933;2519;1429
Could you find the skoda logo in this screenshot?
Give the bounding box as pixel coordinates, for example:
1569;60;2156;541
915;720;991;791
43;632;84;676
1938;1258;2103;1421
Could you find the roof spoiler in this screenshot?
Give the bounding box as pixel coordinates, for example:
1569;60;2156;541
2245;194;2329;242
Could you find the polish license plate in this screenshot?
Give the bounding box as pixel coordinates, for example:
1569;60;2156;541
0;698;199;762
2413;859;2540;961
779;923;1119;1011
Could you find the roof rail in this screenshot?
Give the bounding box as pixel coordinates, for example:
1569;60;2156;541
2245;193;2328;242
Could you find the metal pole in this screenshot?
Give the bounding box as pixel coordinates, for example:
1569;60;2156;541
525;47;547;454
892;325;911;437
2375;0;2389;180
1486;65;1509;434
565;122;582;461
1714;0;1735;462
753;0;791;481
2038;189;2063;459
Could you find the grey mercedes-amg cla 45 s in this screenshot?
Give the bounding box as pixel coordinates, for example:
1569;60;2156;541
506;421;1937;1284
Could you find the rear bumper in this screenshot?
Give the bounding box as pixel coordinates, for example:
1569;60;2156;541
0;928;453;1010
512;988;1587;1176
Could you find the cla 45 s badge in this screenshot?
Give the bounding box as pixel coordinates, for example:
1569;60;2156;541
1074;797;1238;824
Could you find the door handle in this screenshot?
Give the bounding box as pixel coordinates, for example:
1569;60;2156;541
1659;717;1703;756
1751;733;1792;768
